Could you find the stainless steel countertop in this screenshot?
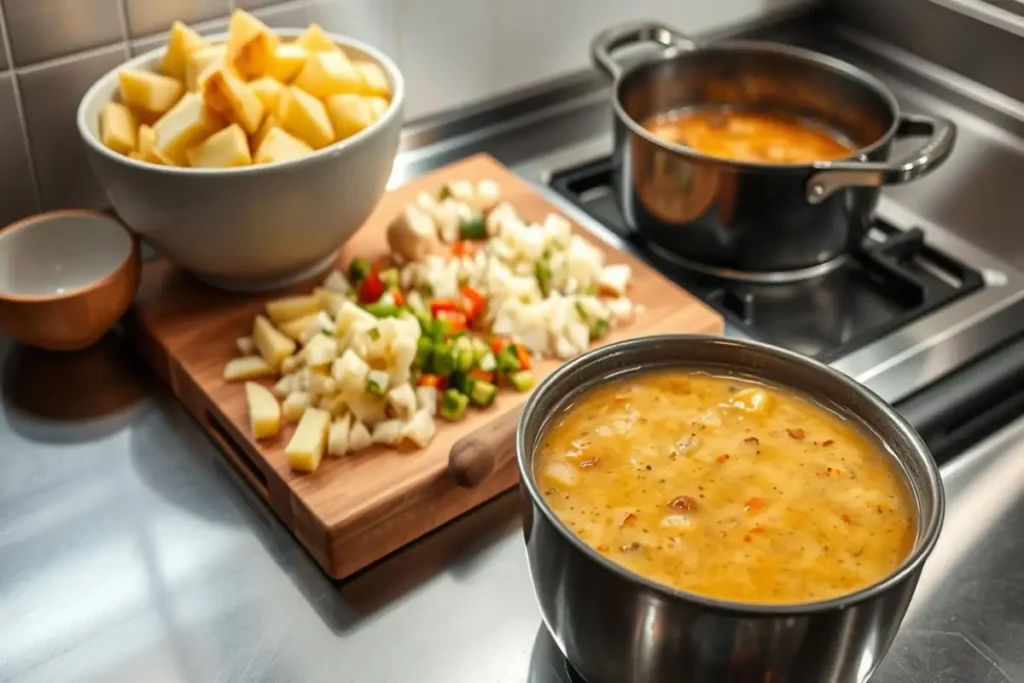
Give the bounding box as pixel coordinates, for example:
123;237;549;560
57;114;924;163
4;9;1024;683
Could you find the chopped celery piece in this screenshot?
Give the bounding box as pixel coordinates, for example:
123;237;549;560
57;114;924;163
509;370;535;392
440;388;469;421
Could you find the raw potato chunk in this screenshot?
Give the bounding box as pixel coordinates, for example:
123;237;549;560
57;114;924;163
245;381;281;438
119;69;184;116
202;67;265;134
100;102;138;155
278;86;334;149
266;294;320;325
278;312;320;340
186;45;228;91
295;23;339;53
251;113;278;150
134;124;165;164
226;8;278;79
325;94;376;141
286;407;331;472
248;76;284;113
267;43;308;82
186;123;251;167
254;127;313;164
152;92;223;165
253;314;297;367
355;61;390;99
327;414;352;456
293;50;361;98
161;21;208;81
224;355;275;381
366;96;388;120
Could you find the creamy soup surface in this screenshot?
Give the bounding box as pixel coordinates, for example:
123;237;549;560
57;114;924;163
645;109;854;164
536;370;915;604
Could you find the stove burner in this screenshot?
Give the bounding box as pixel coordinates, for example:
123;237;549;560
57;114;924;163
549;158;985;361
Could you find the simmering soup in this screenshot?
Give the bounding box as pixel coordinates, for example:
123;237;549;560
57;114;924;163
535;370;915;604
644;109;854;164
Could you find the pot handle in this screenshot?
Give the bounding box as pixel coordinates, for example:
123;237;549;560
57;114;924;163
591;21;697;81
805;113;956;204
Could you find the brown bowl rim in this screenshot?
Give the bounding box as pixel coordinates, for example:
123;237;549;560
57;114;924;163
0;209;140;304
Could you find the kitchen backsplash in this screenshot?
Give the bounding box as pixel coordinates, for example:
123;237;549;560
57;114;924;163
0;0;806;225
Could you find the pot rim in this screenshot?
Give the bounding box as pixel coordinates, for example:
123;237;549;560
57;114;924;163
610;40;903;171
516;334;945;616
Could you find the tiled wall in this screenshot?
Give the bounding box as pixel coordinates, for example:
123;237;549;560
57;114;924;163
0;0;807;226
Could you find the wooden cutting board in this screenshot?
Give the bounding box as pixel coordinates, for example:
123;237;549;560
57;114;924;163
126;153;723;579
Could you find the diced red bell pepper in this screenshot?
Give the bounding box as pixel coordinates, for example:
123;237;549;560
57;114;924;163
437;310;468;335
417;374;448;390
390;288;405;307
490;336;508;355
469;368;494;383
430;299;460;316
359;271;385;303
451;240;474;257
459;284;487;322
514;343;532;370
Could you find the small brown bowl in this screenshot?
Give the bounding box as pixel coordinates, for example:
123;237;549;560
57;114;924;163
0;210;141;351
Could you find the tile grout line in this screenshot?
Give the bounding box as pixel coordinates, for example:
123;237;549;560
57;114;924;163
116;0;131;47
0;2;42;214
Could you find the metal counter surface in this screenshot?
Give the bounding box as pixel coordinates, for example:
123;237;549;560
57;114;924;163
4;9;1024;683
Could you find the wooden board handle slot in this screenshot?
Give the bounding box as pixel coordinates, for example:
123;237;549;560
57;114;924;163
203;410;270;500
448;406;522;488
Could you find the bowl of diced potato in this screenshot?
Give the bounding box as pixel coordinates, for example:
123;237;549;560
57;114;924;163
77;10;404;292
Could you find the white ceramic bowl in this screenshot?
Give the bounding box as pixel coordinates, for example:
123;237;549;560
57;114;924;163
0;210;141;351
77;30;404;292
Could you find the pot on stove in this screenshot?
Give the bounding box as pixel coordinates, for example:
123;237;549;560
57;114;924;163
592;21;956;282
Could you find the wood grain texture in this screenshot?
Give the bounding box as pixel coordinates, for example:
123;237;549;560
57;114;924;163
126;153;724;579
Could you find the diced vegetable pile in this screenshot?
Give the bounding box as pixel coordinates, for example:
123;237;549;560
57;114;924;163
224;178;638;473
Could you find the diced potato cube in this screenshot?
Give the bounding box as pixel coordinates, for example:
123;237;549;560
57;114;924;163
266;294;320;325
267;43;308;82
186;123;252;167
226;8;278;79
348;419;372;452
202;67;265;134
250;113;278;151
286;407;331;472
313;287;346;318
223;355;274;381
254;127;314;164
279;312;320;340
401;409;437;448
100;102;138;155
387;383;417;421
161;21;208;81
273;373;298;398
253;314;296;368
245;381;281;438
236;335;256;355
134;124;167;164
597;264;632;297
282;391;312;422
332;349;370;392
280;355;300;374
415;386;437;417
293;50;361;98
186;44;228;91
295;23;339;53
324;93;376;141
248;76;284;114
152;92;224;165
355;61;390;99
372;419;404;446
327;413;351;456
278;86;333;149
366;96;389;120
303;333;338;367
119;69;184;116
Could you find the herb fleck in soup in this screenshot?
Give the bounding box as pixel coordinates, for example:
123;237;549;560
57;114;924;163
535;370;915;604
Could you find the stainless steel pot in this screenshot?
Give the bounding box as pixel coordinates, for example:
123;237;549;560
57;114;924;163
517;335;944;683
592;22;957;281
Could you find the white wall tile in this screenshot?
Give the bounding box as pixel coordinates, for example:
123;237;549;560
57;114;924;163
252;0;397;55
496;0;810;95
396;0;499;120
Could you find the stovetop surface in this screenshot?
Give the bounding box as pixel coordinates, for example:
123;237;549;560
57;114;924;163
549;158;985;363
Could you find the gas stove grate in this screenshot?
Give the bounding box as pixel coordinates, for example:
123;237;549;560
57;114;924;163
550;158;985;362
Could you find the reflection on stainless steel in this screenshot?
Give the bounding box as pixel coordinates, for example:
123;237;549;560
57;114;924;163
3;6;1024;683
